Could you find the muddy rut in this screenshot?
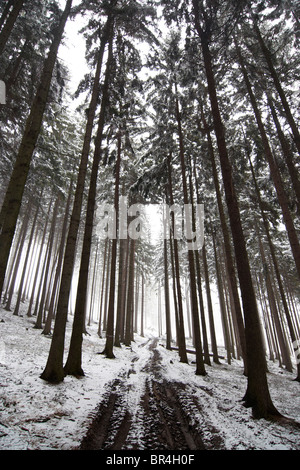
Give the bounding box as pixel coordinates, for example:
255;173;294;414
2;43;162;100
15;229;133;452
78;338;224;450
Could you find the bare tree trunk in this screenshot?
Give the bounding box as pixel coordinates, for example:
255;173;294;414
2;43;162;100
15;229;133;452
63;32;114;377
192;0;280;418
0;0;73;298
13;200;40;316
88;241;99;327
26;200;52;317
140;273;145;337
212;230;231;364
201;244;220;364
158;281;162;337
22;216;39;302
199;104;247;371
103;241;112;333
164;238;172;349
194;248;211;365
134;269;139;334
169;229;180;349
5;201;31;311
258;236;293;372
175;89;206;376
2;223;24;304
102;131;121;358
98;239;108;338
236;39;300;281
219;244;237;360
40;12;114;383
248;154;300;380
34;198;60;329
114;237;126;346
120;239;129;343
124;238;135;347
167;153;188;364
189;167;210;365
42;184;73;335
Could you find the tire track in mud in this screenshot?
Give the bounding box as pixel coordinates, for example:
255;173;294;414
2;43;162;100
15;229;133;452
79;376;132;450
78;338;224;450
140;378;206;450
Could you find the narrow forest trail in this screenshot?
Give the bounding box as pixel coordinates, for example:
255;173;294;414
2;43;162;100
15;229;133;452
78;338;225;450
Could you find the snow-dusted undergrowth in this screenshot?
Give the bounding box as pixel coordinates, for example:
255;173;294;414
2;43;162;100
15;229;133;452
0;305;299;450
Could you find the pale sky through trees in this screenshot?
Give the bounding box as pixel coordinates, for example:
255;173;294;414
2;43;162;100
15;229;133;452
58;7;88;105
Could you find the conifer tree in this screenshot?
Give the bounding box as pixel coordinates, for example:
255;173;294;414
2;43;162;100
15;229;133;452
0;0;73;298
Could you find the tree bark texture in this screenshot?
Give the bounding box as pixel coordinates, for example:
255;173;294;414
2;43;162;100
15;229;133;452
63;31;114;377
192;0;280;418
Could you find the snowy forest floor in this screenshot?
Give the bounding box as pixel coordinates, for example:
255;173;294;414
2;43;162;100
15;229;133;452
0;304;300;451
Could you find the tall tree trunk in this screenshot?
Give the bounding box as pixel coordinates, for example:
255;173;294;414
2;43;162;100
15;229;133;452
199;104;247;371
194;248;211;365
88;241;99;327
2;222;24;304
34;198;60;329
120;238;130;343
63;33;114;377
201;244;220;364
158;281;162;337
164;238;172;350
235;39;300;281
22;217;39;302
134;269;139;334
189;168;210;364
167;153;188;364
26;200;52;317
103;240;112;332
192;1;280;418
248;155;300;381
0;0;73;298
40;13;113;383
114;237;126;346
258;236;293;372
219;243;237;359
140;273;145;337
102;131;121;358
98;239;108;337
169;228;181;349
4;201;31;310
124;238;135;347
13;199;40;316
175;90;206;376
42;183;73;335
212;230;231;364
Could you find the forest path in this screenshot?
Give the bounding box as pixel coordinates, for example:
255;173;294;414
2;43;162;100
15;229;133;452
78;337;224;450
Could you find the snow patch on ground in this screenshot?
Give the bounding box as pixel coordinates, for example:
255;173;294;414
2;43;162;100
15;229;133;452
0;305;299;450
